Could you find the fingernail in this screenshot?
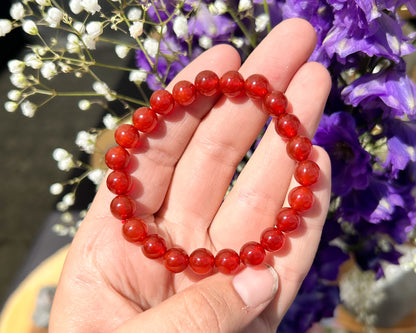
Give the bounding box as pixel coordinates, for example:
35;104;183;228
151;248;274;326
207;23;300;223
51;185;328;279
232;265;279;308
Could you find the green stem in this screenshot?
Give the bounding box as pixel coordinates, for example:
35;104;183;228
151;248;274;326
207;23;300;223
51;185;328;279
263;0;272;33
228;8;256;48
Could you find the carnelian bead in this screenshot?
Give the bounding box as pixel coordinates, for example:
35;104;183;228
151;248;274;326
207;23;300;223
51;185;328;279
133;107;158;133
263;90;288;116
106;170;132;195
150;89;175;115
189;248;215;275
288;186;314;211
219;71;244;97
240;242;266;266
295;160;320;186
276;207;302;232
172;80;197;106
260;227;286;252
115;124;140;148
105;146;130;170
110;195;136;220
215;248;240;274
122;217;147;243
276;113;300;139
244;74;269;99
195;70;220;96
164;248;189;273
142;234;167;259
286;136;312;161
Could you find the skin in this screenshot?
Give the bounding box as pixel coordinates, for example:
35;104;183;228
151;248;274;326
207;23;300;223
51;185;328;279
49;18;332;333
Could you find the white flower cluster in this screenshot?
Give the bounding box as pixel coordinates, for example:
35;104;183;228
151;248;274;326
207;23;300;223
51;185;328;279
52;148;75;171
75;130;98;154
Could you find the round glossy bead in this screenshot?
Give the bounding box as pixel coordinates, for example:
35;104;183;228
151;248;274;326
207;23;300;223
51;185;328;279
106;170;132;195
105;146;130;170
133;107;158;133
195;70;220;96
215;248;240;274
260;227;285;252
115;124;140;148
286;136;312;161
219;71;244;97
263;90;288;116
110;195;136;220
240;242;266;266
164;248;189;273
276;207;302;232
150;90;175;115
122;217;147;243
276;113;300;139
172;80;197;106
142;234;167;259
288;186;314;212
295;160;320;186
189;248;215;275
244;74;269;99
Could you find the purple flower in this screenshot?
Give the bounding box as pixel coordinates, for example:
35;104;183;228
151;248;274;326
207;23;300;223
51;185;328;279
313;112;372;196
342;61;416;118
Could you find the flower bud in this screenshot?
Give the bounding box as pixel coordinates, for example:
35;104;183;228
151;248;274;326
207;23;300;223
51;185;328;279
22;20;38;35
0;19;12;37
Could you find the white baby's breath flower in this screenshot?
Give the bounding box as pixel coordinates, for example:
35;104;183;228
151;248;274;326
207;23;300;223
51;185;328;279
24;53;43;69
255;13;269;32
62;192;75;206
78;99;91;111
88;169;105;185
0;19;13;37
69;0;83;14
66;34;81;53
129;21;143;38
86;21;103;37
40;61;58;80
129;69;147;83
155;25;167;35
22;20;38;35
49;183;64;195
58;157;75;171
58;62;71;73
82;33;97;50
231;37;244;48
93;81;116;101
21;100;37;118
53;148;71;161
7;90;21;101
238;0;252;11
173;15;188;38
115;44;129;59
80;0;101;14
10;73;29;88
73;21;85;34
61;212;74;223
56;201;68;212
10;3;25;20
199;36;212;49
209;0;227;15
5;101;18;112
127;7;142;21
143;37;159;58
36;0;51;6
45;7;63;28
7;59;25;74
102;113;118;130
75;130;97;154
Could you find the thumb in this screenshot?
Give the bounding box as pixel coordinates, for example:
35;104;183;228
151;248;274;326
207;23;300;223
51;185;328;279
115;265;279;333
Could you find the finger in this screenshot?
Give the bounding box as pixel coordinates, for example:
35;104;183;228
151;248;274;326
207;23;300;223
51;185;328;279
210;61;332;249
113;265;278;333
159;18;318;237
88;44;241;219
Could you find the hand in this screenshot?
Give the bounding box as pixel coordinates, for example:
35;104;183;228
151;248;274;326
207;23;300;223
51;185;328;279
50;18;332;333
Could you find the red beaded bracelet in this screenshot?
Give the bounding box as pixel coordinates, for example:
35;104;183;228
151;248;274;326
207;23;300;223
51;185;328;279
104;70;320;275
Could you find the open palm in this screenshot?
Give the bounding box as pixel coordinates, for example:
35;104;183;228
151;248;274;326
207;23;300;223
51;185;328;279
50;18;332;333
